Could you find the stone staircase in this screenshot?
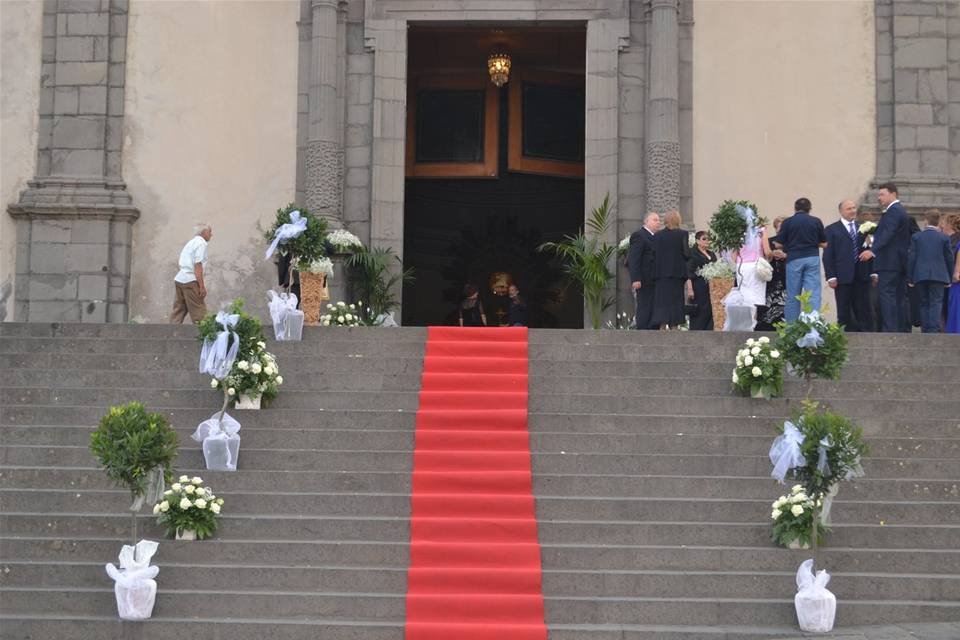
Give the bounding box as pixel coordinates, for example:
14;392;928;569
0;323;958;639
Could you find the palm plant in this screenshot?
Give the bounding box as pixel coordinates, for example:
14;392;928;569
538;194;617;329
347;246;415;318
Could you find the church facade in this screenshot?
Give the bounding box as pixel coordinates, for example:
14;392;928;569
1;0;957;326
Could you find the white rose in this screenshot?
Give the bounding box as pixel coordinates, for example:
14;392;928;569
227;387;236;396
793;493;807;503
159;501;170;512
322;320;331;326
752;366;762;377
210;379;219;388
774;498;786;508
736;356;743;366
345;314;353;321
210;502;221;514
195;487;206;497
731;372;738;384
250;363;262;374
791;484;804;493
216;498;224;505
751;346;760;355
163;489;173;496
257;341;266;349
192;476;202;485
171;483;181;492
739;349;749;358
770;350;780;359
349;304;356;310
179;497;192;510
237;360;249;371
744;356;753;366
184;484;195;494
746;338;756;346
194;499;207;509
759;336;770;344
276;376;283;385
338;301;346;307
179;475;190;483
791;504;804;517
771;509;781;520
153;503;161;514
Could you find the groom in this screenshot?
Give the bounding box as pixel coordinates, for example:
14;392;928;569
859;182;912;332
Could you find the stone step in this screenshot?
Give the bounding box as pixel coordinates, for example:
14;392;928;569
4;467;958;501
4;561;957;602
5;445;955;478
3;489;956;524
3;513;956;549
5;425;956;460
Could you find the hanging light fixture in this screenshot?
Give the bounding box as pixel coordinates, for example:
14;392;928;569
487;52;511;87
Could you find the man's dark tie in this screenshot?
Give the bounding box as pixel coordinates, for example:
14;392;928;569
848;222;858;262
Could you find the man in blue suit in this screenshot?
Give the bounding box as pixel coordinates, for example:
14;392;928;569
908;210;956;333
628;212;661;330
823;200;875;331
859;183;912;332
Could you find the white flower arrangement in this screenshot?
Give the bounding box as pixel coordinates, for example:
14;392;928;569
154;475;224;539
732;335;783;399
301;256;334;277
215;346;282;403
320;300;372;327
697;259;736;281
327;229;363;252
618;235;630;255
604;311;635;331
857;221;876;235
771;484;826;549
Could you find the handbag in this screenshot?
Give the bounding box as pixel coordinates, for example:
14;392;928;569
755;257;774;283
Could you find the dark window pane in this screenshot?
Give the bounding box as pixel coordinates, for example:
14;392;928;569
522;83;584;162
416;89;485;163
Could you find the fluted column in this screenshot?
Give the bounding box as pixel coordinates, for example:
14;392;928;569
645;0;680;213
305;0;345;224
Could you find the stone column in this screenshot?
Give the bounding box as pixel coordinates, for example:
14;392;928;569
869;0;959;214
7;0;139;323
305;0;346;225
645;0;681;214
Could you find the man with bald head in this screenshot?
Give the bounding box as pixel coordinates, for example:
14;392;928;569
628;212;662;329
822;200;875;331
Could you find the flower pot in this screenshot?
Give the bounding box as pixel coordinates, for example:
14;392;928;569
234;394;261;410
709;277;734;331
788;538;811;550
299;271;329;325
175;529;196;541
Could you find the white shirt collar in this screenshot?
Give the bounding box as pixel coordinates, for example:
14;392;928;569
643;226;655;235
882;199;900;213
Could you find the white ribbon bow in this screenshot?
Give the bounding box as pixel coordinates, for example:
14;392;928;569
796;558;831;592
267;290;299;340
105;539;159;586
128;467;165;512
192;412;242;470
816;435;833;476
798;310;821;324
265;210;308;260
199;312;240;379
770;420;807;483
797;327;824;349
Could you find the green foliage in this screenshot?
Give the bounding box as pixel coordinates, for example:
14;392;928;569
770;485;829;548
89;402;178;497
538;194;617;330
731;336;784;399
776;401;869;500
347;246;414;317
775;291;848;383
264;203;329;264
707;199;766;254
155;475;223;540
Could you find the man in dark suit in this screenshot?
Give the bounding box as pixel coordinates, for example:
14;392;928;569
628;212;661;330
859;182;912;332
823;200;875;331
908;210;956;333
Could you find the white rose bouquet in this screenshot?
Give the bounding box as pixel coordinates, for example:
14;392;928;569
731;336;784;399
212;343;283;404
858;221;877;248
771;484;826;549
320;300;372;327
326;229;363;253
154;475;224;540
618;234;630;255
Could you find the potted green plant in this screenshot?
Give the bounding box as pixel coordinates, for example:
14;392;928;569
89;402;179;546
770;485;828;549
154;475;224;540
264;203;329;323
347;246;414;324
731;336;784;399
775;290;848;398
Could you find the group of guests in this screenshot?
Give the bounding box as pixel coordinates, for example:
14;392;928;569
627;182;960;334
458;283;527;327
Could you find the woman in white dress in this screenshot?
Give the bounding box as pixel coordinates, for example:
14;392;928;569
731;211;773;320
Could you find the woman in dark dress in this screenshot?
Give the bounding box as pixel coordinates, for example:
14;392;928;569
755;216;787;332
687;231;717;330
458;284;487;327
652;211;691;329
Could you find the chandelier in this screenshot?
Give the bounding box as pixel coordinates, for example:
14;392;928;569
487;53;511;87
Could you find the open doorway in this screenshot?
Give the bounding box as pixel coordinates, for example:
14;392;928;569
401;26;587;328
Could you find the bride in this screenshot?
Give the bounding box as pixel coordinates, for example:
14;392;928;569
730;205;773;325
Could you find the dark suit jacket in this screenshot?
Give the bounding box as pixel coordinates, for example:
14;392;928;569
908;228;955;284
628;228;656;285
823;220;872;285
872;202;912;272
652;228;690;280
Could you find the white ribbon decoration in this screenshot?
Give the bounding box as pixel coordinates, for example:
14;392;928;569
797;327;824;349
796;558;831;592
769;420;807;483
192;412;242;470
265;210;308;260
105;540;160;620
128;467;165;512
267;290;299;340
798;310;822;324
816;435;833;477
199;312;240;379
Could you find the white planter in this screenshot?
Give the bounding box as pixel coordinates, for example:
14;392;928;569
175;529;196;541
234;394;261;410
114;580;157;620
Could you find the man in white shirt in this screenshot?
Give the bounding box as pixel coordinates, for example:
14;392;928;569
169;223;212;323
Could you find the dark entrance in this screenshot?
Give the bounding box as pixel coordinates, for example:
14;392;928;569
401;26;586;328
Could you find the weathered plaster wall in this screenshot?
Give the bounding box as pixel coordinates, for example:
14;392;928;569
0;1;43;321
692;0;877;232
124;0;299;321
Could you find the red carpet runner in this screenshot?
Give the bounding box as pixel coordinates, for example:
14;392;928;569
405;326;547;640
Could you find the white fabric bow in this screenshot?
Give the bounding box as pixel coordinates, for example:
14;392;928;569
267;290;299;340
816;435;833;476
770;420;807;483
798;310;821;324
796;558;831;591
128;467;165;512
192;412;242;470
105;539;159;585
199;312;240;379
797;327;824;349
265;210;308;260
